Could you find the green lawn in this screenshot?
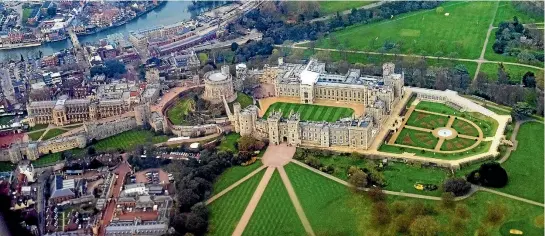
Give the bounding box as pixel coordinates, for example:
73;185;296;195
213;162;263;194
394;128;438;150
32;153;62;167
29;124;48;132
284;163;363;235
166;98;194;125
243;171;307;236
451;118;480;137
229;92;254;111
406;111;449;129
500;121;544;203
416;101;498;137
314;1;496;59
27;130;45;141
22;7;32;24
218;133;240;153
319;1;374;14
208;170;265;236
379;141;492;160
0;116;14;125
92;130;169;152
479;62;542;82
42;128;68;140
494;1;544;26
263;102;354;122
382;162;448;197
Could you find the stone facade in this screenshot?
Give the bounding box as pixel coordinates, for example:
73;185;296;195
226;59;406;150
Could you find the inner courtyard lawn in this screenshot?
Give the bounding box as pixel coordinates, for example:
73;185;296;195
318;1;374;14
27;130;45;141
42;128;68;140
212;162;263;194
395;128;438;150
263;102;354;122
243;171;306;236
229;92;254;110
314;1;497;59
499;121;544;203
208;170;265;236
406;111;449;129
166;98;194;125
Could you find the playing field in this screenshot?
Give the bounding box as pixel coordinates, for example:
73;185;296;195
263;102;354;122
313;1;496;59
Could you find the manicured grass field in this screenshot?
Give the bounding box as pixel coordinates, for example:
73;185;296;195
314;1;496;59
379;141;492;160
319;1;374;14
416;101;498;137
213;162;263;194
0;116;14;125
32;153;62;167
451;118;480;137
406;111;449;129
382;162;448;197
284;163;363;235
42;128;68;140
27;130;45;141
441;137;478;151
263;102;354;122
479;62;543;82
244;171;306;236
494;1;544;26
218;133;240;153
208;170;265;236
166;98;194;125
500;121;544;203
93;130;169;152
395;128;438;149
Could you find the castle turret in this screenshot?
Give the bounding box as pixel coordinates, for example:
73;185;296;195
267;110;281;145
287;112;301;145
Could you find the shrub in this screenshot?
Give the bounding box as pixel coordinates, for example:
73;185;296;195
391;201;408;215
409;216;440;236
485;203;506;226
394;214;412;234
371;202;391;226
455;204;471;219
367;187;386;202
348;169;368;189
443;178;472;196
467;162;508;188
441;192;456;209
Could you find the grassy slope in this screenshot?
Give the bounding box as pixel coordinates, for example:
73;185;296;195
208;170;265;236
42;128;67;140
212;162;263;194
315;1;496;59
500;121;544;202
167;98;194;125
263;102;353;122
319;1;373;14
243;171;306;236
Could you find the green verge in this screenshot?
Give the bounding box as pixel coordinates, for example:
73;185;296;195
208;170;265;236
499;121;544;203
243;171;307;236
29;124;48;132
212;162;263;194
314;1;496;59
479;62;543;82
379;141;492;160
32;152;62;167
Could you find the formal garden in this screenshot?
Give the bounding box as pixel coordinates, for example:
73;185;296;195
263;102;354;122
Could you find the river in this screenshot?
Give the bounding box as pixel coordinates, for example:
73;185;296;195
0;1;195;61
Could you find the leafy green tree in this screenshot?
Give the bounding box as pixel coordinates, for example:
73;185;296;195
348;169;368;189
511;102;533;119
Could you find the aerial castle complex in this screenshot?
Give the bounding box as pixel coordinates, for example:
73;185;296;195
225;59;405;149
